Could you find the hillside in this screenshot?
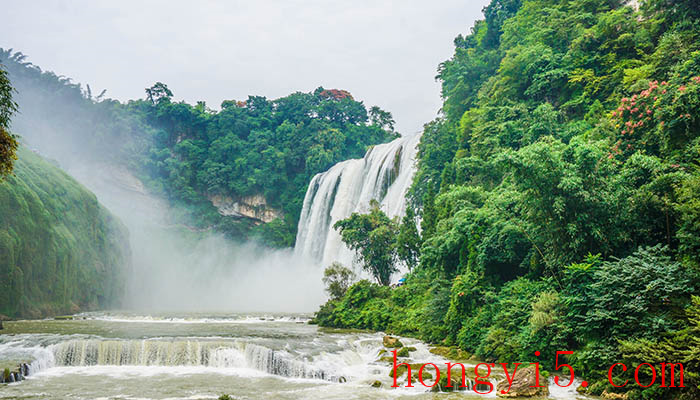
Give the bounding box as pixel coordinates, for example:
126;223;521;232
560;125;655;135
0;146;130;318
314;0;700;398
0;49;398;247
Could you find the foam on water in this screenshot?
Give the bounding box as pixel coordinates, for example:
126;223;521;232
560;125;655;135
76;314;311;325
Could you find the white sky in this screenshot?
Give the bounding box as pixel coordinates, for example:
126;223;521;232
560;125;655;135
1;0;488;135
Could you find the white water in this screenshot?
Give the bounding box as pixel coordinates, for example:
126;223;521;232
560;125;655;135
294;134;421;269
0;314;592;399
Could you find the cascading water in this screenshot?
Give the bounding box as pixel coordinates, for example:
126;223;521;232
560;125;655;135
39;339;343;382
1;315;590;399
294;134;421;268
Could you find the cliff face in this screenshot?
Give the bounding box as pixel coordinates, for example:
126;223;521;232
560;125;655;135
208;194;283;224
0;147;131;319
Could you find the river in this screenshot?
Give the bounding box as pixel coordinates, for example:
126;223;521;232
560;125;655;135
0;311;593;399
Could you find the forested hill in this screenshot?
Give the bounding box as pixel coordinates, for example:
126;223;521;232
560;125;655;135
0;146;130;319
315;1;700;398
0;49;398;246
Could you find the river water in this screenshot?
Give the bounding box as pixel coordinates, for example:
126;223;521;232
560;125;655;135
0;312;591;399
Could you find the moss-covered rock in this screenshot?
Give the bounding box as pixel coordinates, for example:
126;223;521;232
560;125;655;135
430;374;469;392
429;346;471;361
396;347;410;357
389;363;431;378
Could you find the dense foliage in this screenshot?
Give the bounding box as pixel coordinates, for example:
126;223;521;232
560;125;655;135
0;62;18;177
315;1;700;398
333;200;401;285
0;147;129;318
0;49;396;246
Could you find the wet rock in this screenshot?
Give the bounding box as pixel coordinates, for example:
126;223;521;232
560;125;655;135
371;380;382;388
496;367;549;398
601;390;629;400
20;363;29;377
431;374;469;392
383;336;403;348
0;319;3;329
389;363;433;383
390;363;410;378
413;369;432;382
396;347;410;357
338;376;347;383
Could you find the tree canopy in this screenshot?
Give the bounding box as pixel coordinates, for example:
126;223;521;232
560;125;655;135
0;49;397;246
315;1;700;398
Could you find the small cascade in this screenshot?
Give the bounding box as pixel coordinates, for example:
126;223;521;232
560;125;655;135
29;339;344;382
243;343;342;381
295;134;421;268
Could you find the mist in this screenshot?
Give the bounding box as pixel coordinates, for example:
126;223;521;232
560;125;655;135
68;162;326;313
6;61;326;313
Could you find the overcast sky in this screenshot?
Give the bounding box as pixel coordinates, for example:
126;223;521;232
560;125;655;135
1;1;488;135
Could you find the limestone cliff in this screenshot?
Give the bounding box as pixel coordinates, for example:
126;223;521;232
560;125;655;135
208;194;283;224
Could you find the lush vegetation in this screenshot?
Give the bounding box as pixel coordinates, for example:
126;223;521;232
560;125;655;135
314;1;700;398
0;50;397;246
0;146;129;318
0;62;18;177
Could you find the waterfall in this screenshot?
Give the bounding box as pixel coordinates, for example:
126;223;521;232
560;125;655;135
34;339;344;382
294;134;420;268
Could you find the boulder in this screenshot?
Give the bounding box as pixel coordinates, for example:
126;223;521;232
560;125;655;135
396;347;410;357
430;374;470;392
389;363;432;381
371;380;382;388
601;390;629;400
383;336;403;348
496;367;549;398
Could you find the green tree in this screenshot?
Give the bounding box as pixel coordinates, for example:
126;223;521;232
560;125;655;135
333;201;399;285
322;262;356;300
0;64;17;177
396;205;421;269
145;82;173;105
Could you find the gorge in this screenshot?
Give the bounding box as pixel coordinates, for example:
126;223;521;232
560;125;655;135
3;0;700;398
